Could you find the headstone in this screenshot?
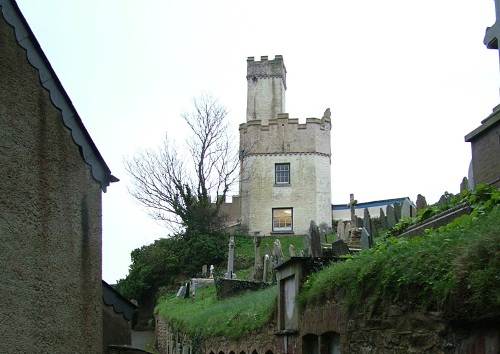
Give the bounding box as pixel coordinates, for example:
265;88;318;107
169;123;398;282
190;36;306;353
191;281;197;300
411;205;417;217
201;265;208;277
371;219;379;238
401;199;412;219
460;177;469;193
393;202;402;221
273;239;284;264
289;244;295;257
344;222;351;241
226;236;235;279
416;194;427;211
386;205;397;228
356;217;363;228
360;227;372;250
303;231;311;257
252;235;263;280
363;208;371;235
337;221;344;240
379;208;388;229
176;285;186;298
309;221;322;258
262;255;269;282
209;265;214;278
331;240;350;257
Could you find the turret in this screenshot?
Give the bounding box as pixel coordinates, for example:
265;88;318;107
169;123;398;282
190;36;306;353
246;55;287;124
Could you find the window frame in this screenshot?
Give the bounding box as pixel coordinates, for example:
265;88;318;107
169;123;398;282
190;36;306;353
275;163;290;185
272;208;293;232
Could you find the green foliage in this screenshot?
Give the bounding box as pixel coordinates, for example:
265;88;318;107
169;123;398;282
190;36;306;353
116;232;227;301
297;203;500;320
155;285;277;340
387;184;500;237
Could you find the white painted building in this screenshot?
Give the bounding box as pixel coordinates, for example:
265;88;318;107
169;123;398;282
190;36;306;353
238;55;332;236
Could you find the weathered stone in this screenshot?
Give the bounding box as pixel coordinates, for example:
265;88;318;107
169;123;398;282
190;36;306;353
401;199;412;219
360;227;372;250
363;208;371;235
226;236;235;279
416;194;427;211
386;205;397;228
394;202;402;221
309;220;322;258
380;208;388;229
332;240;350;257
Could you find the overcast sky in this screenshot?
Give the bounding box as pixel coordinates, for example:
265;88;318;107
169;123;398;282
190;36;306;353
15;0;499;283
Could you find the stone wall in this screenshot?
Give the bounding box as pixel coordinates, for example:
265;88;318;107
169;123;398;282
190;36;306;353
0;8;103;353
103;305;133;352
465;109;500;189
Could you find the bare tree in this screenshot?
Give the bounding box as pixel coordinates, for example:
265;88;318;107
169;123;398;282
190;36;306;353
124;94;239;234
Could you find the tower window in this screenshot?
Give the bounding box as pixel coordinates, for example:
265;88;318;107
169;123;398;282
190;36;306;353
275;163;290;184
273;208;293;232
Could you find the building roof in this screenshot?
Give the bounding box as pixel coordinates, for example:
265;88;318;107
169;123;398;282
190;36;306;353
102;280;138;321
465;107;500;142
0;0;118;192
332;197;410;211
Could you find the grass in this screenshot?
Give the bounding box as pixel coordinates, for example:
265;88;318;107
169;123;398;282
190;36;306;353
297;205;500;320
155;285;277;340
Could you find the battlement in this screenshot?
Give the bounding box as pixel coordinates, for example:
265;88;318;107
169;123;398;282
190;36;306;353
247;55;287;89
239;112;331;156
246;55;287;124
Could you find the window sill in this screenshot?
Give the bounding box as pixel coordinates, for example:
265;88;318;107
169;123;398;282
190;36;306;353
274;183;291;187
271;231;294;235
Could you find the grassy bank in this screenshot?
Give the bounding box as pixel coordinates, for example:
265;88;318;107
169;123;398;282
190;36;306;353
298;205;500;319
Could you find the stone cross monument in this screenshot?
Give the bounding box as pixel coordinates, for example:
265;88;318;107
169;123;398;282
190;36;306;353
347;194;361;246
226;236;235;279
484;0;500;96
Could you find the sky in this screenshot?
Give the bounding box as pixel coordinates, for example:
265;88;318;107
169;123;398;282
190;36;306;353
14;0;499;284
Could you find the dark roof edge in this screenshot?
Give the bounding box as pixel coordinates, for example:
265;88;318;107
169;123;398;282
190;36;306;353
0;0;118;192
102;280;138;321
465;108;500;142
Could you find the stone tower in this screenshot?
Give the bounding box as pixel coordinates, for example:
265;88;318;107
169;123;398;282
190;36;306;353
239;55;332;236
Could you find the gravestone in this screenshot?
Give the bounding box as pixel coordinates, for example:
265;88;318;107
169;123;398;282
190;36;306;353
252;235;263;280
303;230;311;256
331;240;350;257
460;177;469;193
344;222;351;241
363;208;371;235
401;199;412;218
360;227;372;250
176;285;186;298
209;265;214;278
379;208;388;229
356;217;363;228
337;221;344;240
273;239;284;264
263;255;270;282
416;194;428;211
394;202;402;221
309;220;322;258
386;205;397;228
202;265;208;277
226;236;235;279
289;244;295;257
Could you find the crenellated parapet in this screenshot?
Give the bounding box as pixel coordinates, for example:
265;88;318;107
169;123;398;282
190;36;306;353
239;113;331;157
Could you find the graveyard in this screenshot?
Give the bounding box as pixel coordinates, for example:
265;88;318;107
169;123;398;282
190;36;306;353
152;184;500;354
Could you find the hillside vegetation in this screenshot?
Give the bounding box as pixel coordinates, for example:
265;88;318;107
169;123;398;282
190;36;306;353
156;185;500;339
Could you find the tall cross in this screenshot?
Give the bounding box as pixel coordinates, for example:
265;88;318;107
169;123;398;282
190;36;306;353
485;0;500;94
347;193;358;227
